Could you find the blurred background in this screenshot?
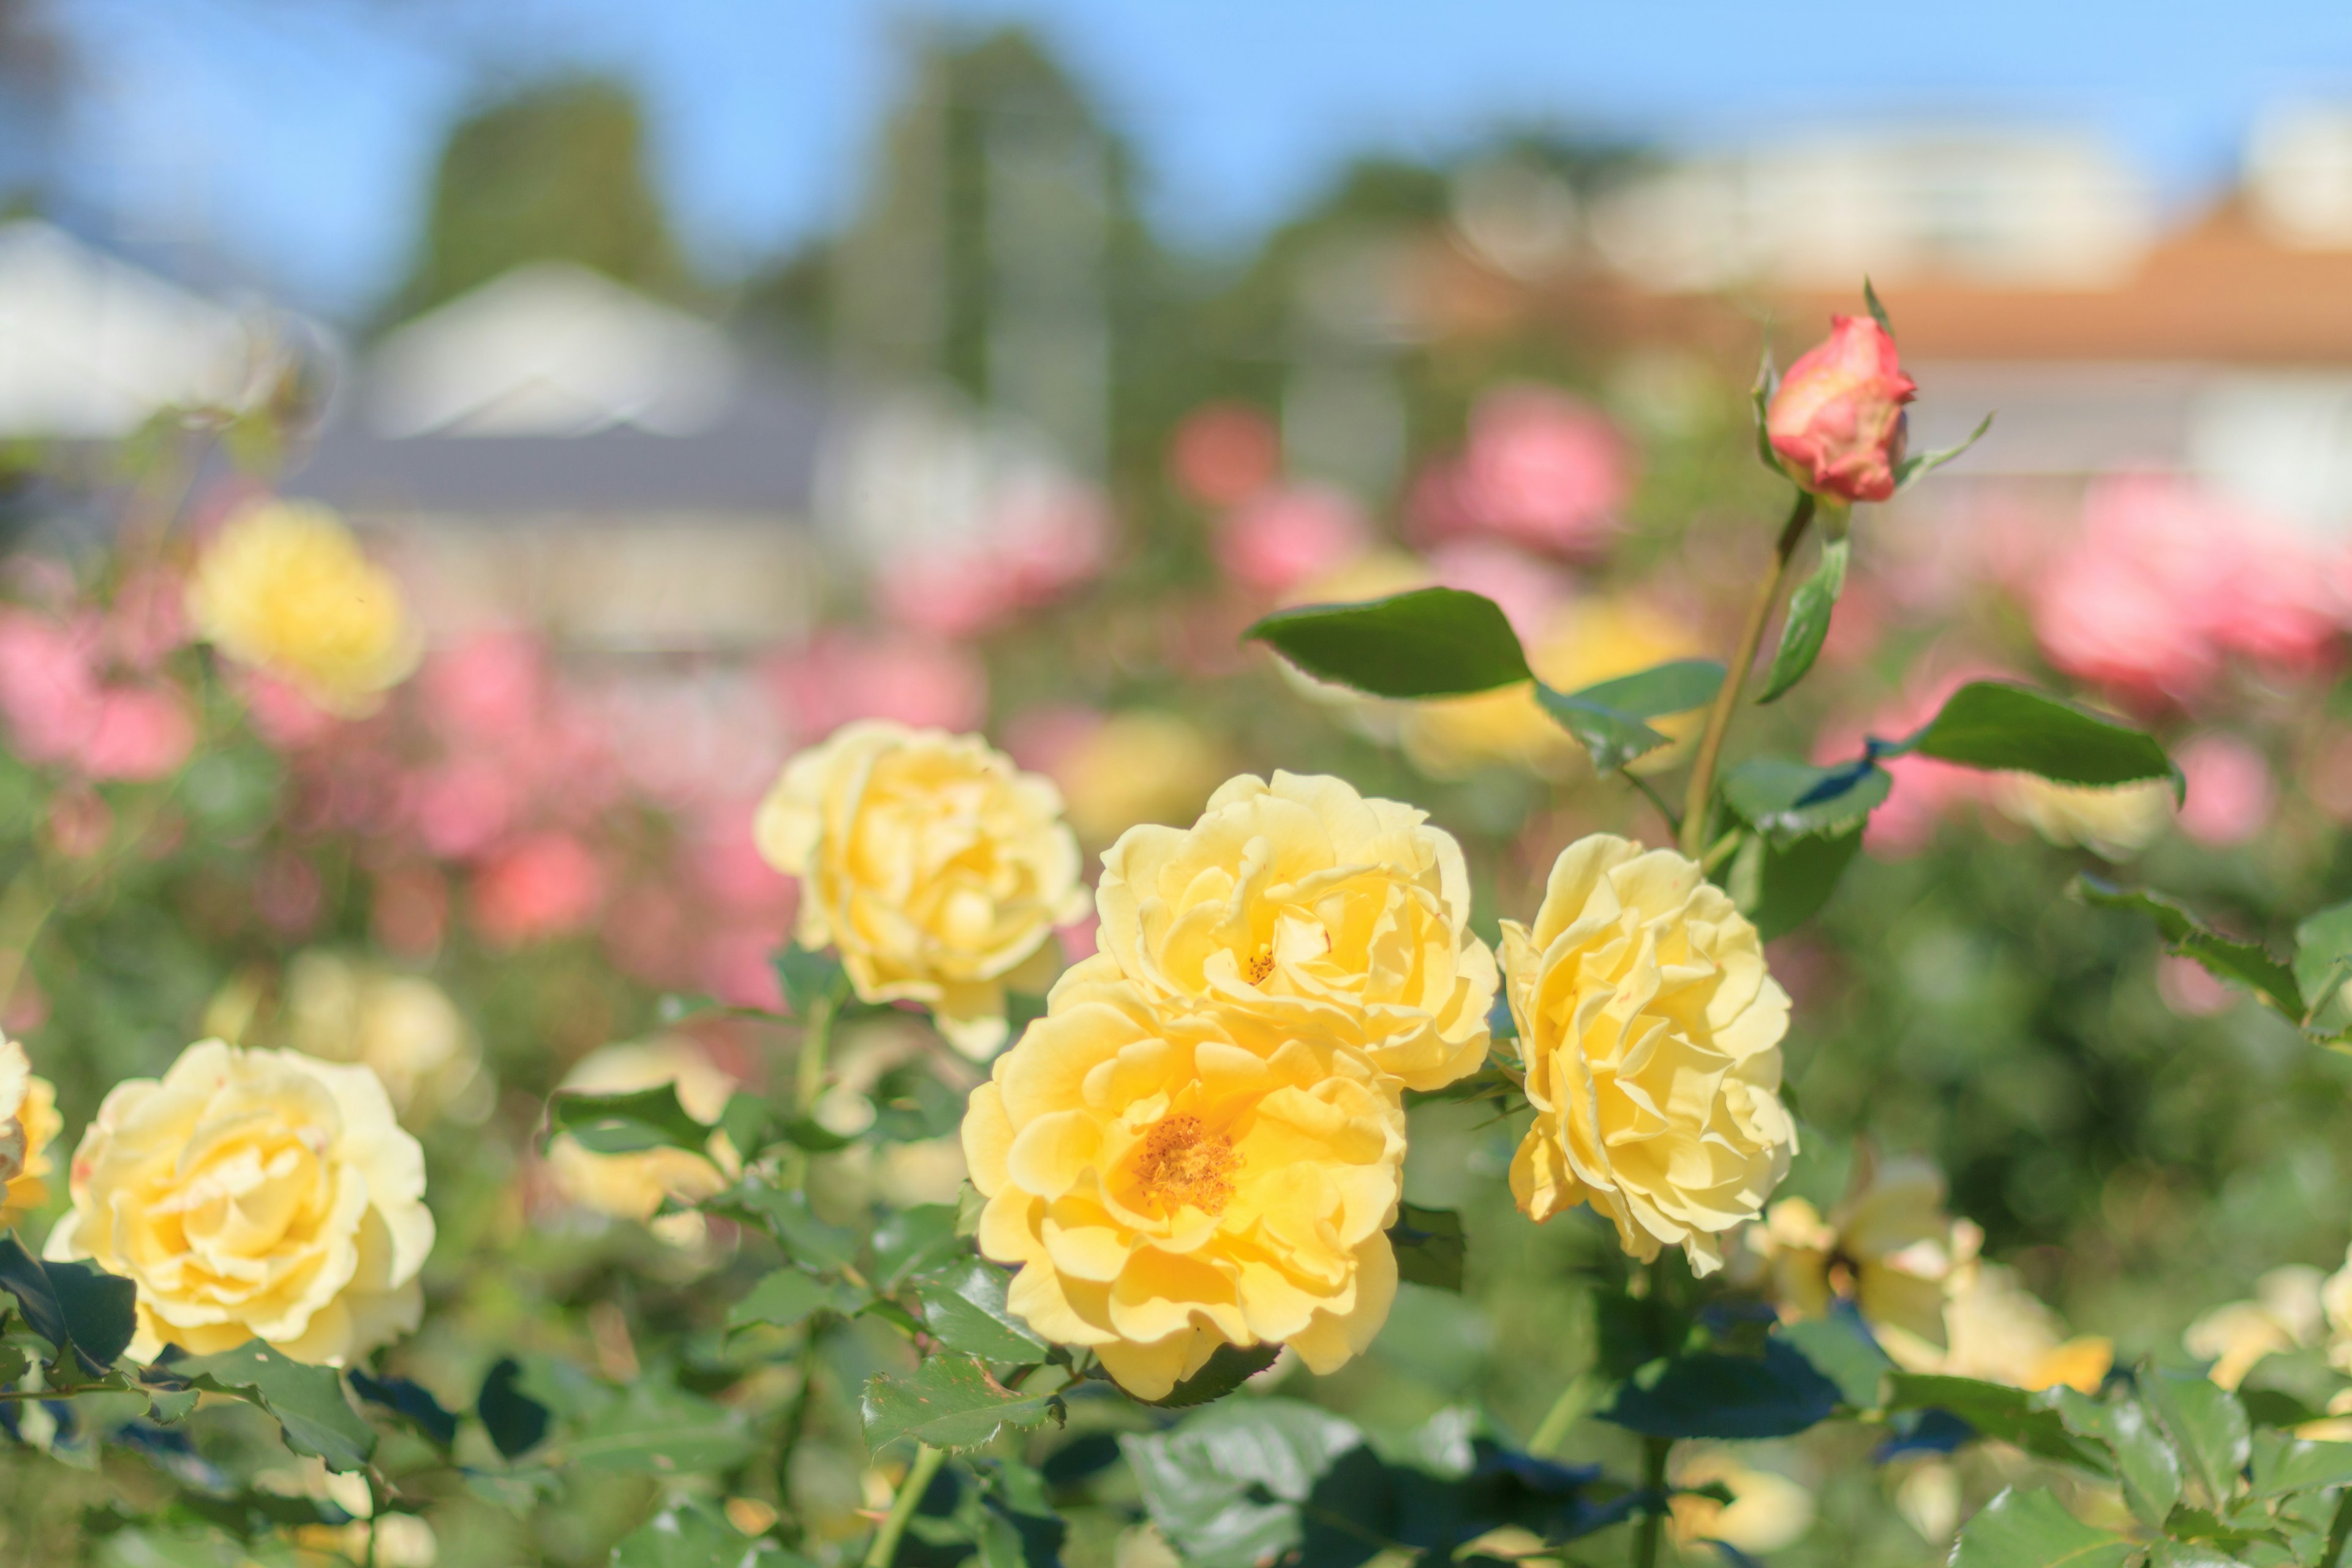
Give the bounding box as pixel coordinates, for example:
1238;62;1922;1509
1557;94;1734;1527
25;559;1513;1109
14;3;2352;1562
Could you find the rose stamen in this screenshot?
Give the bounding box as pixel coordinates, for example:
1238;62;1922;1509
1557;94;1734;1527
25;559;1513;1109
1244;948;1275;986
1136;1114;1238;1215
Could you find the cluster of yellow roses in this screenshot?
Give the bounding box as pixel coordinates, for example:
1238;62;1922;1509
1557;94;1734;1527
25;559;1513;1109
756;720;1800;1397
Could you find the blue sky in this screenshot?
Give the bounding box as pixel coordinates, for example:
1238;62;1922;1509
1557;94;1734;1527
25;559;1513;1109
51;0;2352;318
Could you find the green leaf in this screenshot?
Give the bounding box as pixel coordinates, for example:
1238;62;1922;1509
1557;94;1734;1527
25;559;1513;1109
1894;411;1996;492
2144;1368;2252;1507
1389;1204;1465;1293
714;1183;860;1273
477;1356;551;1459
2296;900;2352;1042
2239;1387;2321;1430
546;1084;712;1156
559;1382;758;1474
728;1268;856;1336
1534;659;1724;773
1120;1398;1366;1568
1752;344;1782;475
1144;1343;1283;1409
1728;825;1864;942
915;1260;1049;1363
1757;536;1849;704
168;1341;376;1472
716;1093;772;1158
144;1387;198;1424
2046;1386;2182;1529
1776;1311;1893;1409
872;1204;965;1292
347;1370;459;1450
2163;1502;2290;1553
774;946;846;1019
1864;276;1895;337
1600;1341;1842;1439
2250;1433;2352;1499
1897;680;2178;792
1886;1374;2113;1472
2076;878;2303;1022
861;1354;1064;1453
0;1235;135;1372
1722;756;1891;843
1949;1487;2136;1568
1245;587;1532;698
612;1501;803;1568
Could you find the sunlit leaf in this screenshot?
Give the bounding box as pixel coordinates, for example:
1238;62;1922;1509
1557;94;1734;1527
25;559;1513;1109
545;1084;712;1156
1948;1487;2135;1568
1896;681;2177;793
861;1354;1063;1453
1246;588;1531;698
916;1260;1048;1363
1721;756;1891;843
168;1342;376;1472
1535;659;1724;773
1757;536;1848;704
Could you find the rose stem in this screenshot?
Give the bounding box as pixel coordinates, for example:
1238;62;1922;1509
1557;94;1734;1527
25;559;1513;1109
782;983;839;1193
1678;490;1817;859
863;1442;947;1568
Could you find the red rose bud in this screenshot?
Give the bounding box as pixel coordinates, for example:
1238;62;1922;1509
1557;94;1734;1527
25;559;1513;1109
1766;314;1918;503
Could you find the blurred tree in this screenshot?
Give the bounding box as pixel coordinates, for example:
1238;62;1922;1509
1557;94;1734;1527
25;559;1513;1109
389;75;692;323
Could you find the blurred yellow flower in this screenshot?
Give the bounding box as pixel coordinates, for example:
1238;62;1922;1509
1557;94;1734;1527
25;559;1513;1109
0;1038;56;1229
2316;1244;2352;1375
46;1039;434;1365
756;720;1088;1058
961;962;1404;1399
277;952;489;1129
188;500;418;712
1502;835;1795;1275
1093;771;1494;1093
545;1039;740;1238
1937;1261;2109;1392
1404;598;1705;780
2185;1266;2323;1388
1053;711;1226;846
1757;1156;1973;1368
1992;775;2173;860
1668;1449;1816;1557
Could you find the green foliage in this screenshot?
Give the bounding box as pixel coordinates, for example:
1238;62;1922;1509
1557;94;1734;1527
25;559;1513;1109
0;1235;135;1373
1722;756;1891;841
1894;410;1997;491
165;1343;375;1473
1898;680;2179;791
544;1082;714;1156
2077;876;2306;1022
1388;1204;1466;1292
610;1501;804;1567
1757;535;1849;703
555;1379;760;1474
477;1356;551;1460
1144;1343;1283;1409
1948;1487;2136;1568
1728;824;1864;940
1246;588;1531;697
1599;1341;1841;1439
861;1354;1064;1453
345;1369;459;1450
913;1259;1049;1363
1535;658;1724;772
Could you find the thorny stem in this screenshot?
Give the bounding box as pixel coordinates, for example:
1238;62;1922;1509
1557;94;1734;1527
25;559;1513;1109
863;1442;948;1568
1678;491;1817;860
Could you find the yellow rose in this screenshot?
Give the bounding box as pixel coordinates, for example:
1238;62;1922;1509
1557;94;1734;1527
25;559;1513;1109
961;960;1405;1398
1404;598;1705;780
756;720;1088;1058
188;501;419;712
45;1039;434;1366
545;1039;740;1231
1502;835;1795;1274
2185;1266;2323;1389
1053;712;1226;846
1992;775;2173;860
279;952;489;1128
0;1038;56;1229
1757;1156;1972;1367
1668;1450;1815;1557
1093;771;1494;1094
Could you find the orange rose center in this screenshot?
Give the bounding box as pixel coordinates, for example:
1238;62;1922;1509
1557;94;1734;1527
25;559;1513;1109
1136;1114;1239;1215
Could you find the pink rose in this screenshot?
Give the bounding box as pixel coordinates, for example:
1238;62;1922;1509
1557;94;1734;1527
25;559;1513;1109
79;686;195;781
2176;735;2273;847
472;834;603;947
1214;484;1368;595
1169;402;1280;508
1415;385;1630;557
1766;315;1917;503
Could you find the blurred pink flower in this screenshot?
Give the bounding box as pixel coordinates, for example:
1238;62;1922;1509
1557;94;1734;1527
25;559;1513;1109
878;478;1113;638
238;671;342;750
106;569;190;671
423;630;546;742
701;928;786;1011
2157;953;2237;1017
1414;385;1630;559
79;687;195;781
2176;734;2274;846
1005;704;1102;778
602;883;692;987
1214;484;1368;597
769;633;987;739
1426;541;1574;641
0;609;102;766
472;833;603;948
687;806;795;919
407;759;522;861
1170;402;1281;508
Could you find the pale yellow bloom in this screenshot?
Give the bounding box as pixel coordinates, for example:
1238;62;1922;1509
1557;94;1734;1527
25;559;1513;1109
0;1038;56;1229
188;501;418;712
1938;1261;2109;1392
1093;771;1494;1093
756;720;1088;1058
2316;1243;2352;1376
545;1039;739;1230
1756;1156;1973;1368
2186;1266;2324;1389
1403;598;1705;780
1502;835;1795;1275
1052;712;1226;846
1992;775;2173;860
277;952;488;1128
1668;1450;1816;1556
961;960;1406;1400
46;1040;434;1365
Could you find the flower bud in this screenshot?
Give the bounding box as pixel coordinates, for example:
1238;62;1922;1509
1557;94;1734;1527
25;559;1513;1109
1766;314;1917;502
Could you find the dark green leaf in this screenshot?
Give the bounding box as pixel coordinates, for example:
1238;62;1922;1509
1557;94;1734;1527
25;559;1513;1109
728;1269;854;1336
1948;1487;2135;1568
916;1260;1048;1363
1776;1311;1893;1409
1144;1344;1282;1409
773;1115;856;1154
1246;588;1531;698
2144;1368;2252;1507
2077;878;2303;1022
546;1084;712;1156
775;946;846;1019
347;1370;459;1450
0;1235;134;1373
1534;659;1724;773
2251;1433;2352;1499
2046;1387;2182;1529
1121;1399;1366;1568
1721;756;1891;843
1885;1374;2113;1472
1894;412;1996;492
2296;900;2352;1042
611;1501;803;1567
872;1204;964;1292
2239;1388;2321;1430
1757;536;1849;704
143;1388;198;1425
1389;1205;1465;1293
716;1093;772;1158
559;1382;758;1475
477;1357;551;1459
1600;1341;1841;1439
1898;681;2178;792
170;1341;376;1472
2163;1502;2289;1552
1729;826;1864;943
714;1183;860;1273
861;1354;1064;1453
